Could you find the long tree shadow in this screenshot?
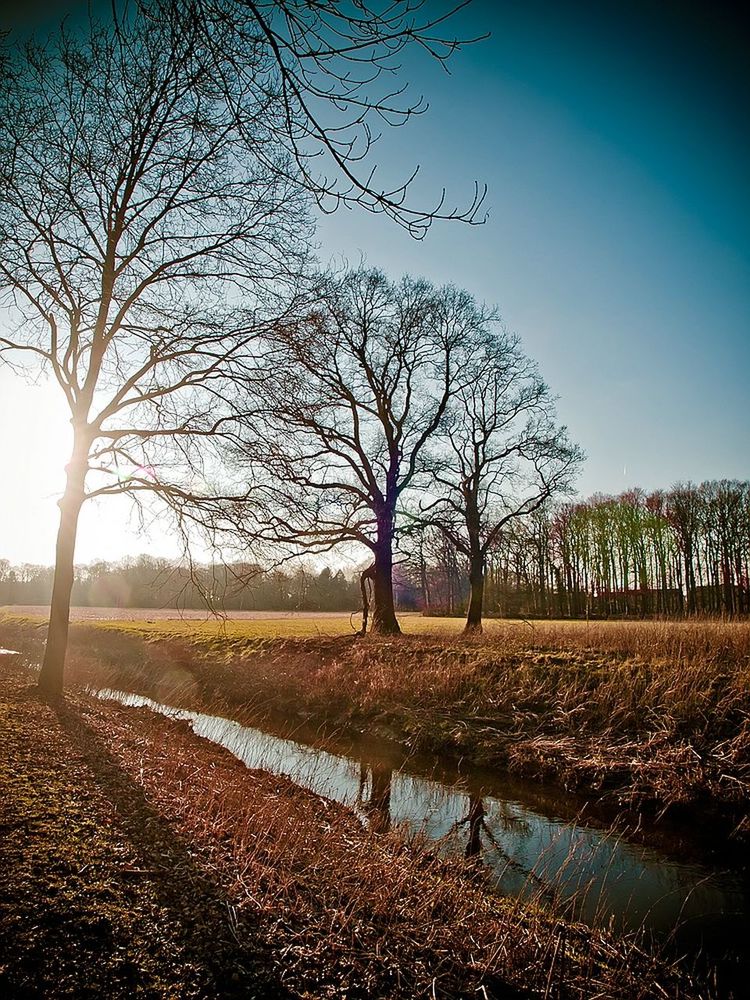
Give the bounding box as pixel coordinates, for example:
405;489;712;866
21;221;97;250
54;700;294;999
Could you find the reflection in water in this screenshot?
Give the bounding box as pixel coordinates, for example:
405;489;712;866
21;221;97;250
93;688;749;994
458;796;533;863
358;762;393;834
461;796;486;859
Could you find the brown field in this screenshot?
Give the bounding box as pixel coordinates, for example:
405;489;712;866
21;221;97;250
2;610;748;827
1;612;747;996
6;603;749;646
3;605;370;623
0;673;698;999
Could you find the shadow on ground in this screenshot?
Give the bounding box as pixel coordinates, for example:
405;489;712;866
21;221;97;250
0;682;293;999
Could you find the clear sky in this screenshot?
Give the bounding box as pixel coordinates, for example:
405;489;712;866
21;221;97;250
0;0;748;565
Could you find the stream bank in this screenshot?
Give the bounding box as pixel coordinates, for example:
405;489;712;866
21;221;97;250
7;617;741;839
1;618;748;996
92;685;749;998
0;671;699;999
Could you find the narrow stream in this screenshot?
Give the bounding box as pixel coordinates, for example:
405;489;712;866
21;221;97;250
94;687;749;994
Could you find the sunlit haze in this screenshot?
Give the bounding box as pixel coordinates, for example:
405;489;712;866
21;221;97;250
0;371;184;563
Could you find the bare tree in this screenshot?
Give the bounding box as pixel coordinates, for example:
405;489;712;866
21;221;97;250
424;325;582;634
198;0;487;237
232;268;475;634
0;1;485;695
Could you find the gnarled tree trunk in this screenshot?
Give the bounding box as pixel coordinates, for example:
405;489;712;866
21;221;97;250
464;551;484;635
463;492;484;635
370;509;400;635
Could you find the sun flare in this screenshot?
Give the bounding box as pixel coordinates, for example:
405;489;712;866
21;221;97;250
0;371;180;565
0;372;70;564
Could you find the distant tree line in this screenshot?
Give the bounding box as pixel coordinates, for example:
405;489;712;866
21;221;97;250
409;480;750;618
0;557;361;613
4;479;747;619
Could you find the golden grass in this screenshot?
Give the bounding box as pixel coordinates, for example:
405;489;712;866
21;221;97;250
6;604;749;645
0;618;740;995
3;612;749;821
1;664;701;998
75;690;698;999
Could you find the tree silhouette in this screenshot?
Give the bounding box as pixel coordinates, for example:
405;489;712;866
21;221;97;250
0;1;483;694
231;268;473;634
424;324;582;634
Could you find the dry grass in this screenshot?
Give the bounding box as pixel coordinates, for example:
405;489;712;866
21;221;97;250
74;692;700;999
0;629;734;996
2;613;749;825
11;604;749;641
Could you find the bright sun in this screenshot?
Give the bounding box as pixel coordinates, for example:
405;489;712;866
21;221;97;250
0;371;70;564
0;370;181;566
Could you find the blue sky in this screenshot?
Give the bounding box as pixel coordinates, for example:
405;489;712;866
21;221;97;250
318;0;749;496
0;0;748;563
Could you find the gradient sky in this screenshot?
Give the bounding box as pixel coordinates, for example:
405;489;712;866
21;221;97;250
0;0;748;565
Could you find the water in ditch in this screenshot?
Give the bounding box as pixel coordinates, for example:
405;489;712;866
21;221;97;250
93;686;749;996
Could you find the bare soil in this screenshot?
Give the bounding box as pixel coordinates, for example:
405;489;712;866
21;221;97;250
0;679;289;998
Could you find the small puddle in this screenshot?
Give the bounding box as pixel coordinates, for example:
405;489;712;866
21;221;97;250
95;687;749;994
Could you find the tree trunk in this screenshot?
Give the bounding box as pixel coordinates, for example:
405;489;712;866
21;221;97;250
419;541;431;614
37;431;88;698
359;563;375;636
464;552;484;635
370;510;400;635
685;543;696;615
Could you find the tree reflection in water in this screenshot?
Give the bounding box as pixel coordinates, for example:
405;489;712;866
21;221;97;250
458;796;541;887
460;796;490;858
357;761;393;833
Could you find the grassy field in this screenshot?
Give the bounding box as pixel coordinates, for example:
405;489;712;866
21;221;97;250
3;609;749;831
6;603;749;647
3;604;505;638
2;612;747;995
